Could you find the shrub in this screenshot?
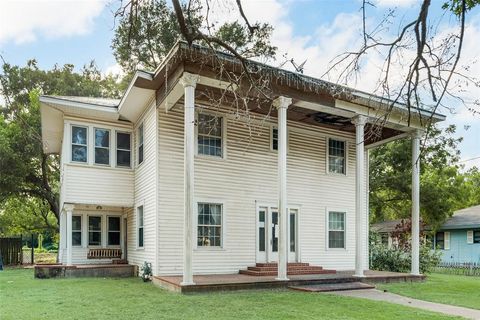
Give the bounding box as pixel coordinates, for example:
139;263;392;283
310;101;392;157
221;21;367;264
370;231;441;274
141;261;152;282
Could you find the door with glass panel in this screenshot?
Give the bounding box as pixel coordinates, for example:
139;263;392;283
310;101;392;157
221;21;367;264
256;206;298;263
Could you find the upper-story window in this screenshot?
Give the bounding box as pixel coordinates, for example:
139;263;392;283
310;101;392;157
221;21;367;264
328;139;346;174
197;113;223;157
138;123;144;165
71;126;88;162
94;128;110;165
116;132;131;168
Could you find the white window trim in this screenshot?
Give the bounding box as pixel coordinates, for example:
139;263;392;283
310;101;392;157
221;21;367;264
194;110;228;160
70;124;88;164
87;215;103;248
326;137;348;176
137;122;145;166
115;131;132;168
72;215;82;247
107;216;121;248
136;204;145;249
93;127;111;167
325;208;347;251
270;124;290;153
194;198;227;251
467;230;474;244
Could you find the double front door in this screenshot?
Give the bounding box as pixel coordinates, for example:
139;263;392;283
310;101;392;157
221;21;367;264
256;206;298;263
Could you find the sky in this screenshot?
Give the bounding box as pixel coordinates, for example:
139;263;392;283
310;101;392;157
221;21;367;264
0;0;478;169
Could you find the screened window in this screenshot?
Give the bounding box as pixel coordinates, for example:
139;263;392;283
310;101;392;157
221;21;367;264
474;230;480;244
88;216;102;246
108;217;121;246
272;127;278;151
435;232;445;249
138;123;144;165
116;132;131;167
137;206;144;248
328;211;346;249
197;203;222;247
197;113;223;157
94;128;110;165
72;215;82;246
71;126;87;162
328;139;346;174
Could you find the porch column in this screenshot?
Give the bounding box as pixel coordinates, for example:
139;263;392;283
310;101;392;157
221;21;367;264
180;72;199;285
411;130;422;275
59;211;66;263
352;115;368;277
64;203;75;266
273;96;292;281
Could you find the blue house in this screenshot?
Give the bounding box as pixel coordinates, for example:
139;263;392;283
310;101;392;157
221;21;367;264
434;205;480;264
371;205;480;264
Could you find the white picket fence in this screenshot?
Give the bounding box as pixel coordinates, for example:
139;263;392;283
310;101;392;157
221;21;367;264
434;262;480;276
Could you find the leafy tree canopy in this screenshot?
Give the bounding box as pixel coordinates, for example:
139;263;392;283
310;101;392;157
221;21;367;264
370;124;479;230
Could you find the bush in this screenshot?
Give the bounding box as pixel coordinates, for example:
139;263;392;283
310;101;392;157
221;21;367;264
370;231;441;274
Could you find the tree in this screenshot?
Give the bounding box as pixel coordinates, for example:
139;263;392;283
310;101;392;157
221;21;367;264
0;60;121;227
369;124;473;229
112;0;276;74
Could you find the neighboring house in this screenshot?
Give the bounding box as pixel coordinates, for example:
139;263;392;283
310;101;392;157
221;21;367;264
371;205;480;264
39;41;444;283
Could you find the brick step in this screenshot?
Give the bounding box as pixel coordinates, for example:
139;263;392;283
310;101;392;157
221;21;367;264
239;269;336;276
256;262;310;267
247;266;324;272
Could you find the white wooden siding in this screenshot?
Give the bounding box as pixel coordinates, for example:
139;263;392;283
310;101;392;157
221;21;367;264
126;100;158;272
63;164;134;206
158;105;368;275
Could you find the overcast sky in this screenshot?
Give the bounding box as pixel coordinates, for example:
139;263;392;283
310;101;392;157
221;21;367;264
0;0;478;169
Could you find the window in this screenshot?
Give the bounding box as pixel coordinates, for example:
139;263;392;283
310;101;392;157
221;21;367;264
197;203;222;247
258;210;266;252
328;139;346;174
474;230;480;244
88;216;102;246
138;123;144;165
72;216;82;246
116;132;131;167
137;206;144;248
272;127;279;151
197;113;223;157
71;126;88;162
107;217;121;246
435;232;445;249
94;128;110;165
328;211;346;249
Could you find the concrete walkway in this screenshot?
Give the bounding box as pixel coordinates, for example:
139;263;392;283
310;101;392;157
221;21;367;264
326;289;480;319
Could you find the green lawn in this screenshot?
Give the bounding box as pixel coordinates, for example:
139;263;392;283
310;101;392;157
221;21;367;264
0;269;459;320
379;273;480;310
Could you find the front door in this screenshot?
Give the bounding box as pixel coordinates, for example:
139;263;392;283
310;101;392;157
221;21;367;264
256;206;298;263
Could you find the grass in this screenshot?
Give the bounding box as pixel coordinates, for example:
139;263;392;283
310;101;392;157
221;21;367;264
0;269;459;320
378;273;480;310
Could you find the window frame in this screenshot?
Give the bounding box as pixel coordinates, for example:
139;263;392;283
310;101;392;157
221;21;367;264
326;209;347;250
71;125;88;163
87;215;102;247
93;127;111;166
195;111;227;159
72;215;82;247
326;138;347;175
115;131;132;168
435;231;446;250
270;124;290;152
474;230;480;244
195;200;226;250
137;205;144;249
107;216;121;247
137;123;144;166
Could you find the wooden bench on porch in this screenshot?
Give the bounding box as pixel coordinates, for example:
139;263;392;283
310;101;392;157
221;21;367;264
87;248;122;260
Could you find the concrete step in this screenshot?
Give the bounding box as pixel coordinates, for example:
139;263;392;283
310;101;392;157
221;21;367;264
289;282;375;292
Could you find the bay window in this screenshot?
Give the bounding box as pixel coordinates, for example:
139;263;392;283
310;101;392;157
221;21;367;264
71;126;87;162
94;128;110;165
108;216;121;246
116;132;131;167
88;216;102;246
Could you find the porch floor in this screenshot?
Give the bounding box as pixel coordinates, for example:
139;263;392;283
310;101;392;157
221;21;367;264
153;270;425;293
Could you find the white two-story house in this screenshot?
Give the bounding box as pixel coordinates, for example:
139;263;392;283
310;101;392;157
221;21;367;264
40;42;444;284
